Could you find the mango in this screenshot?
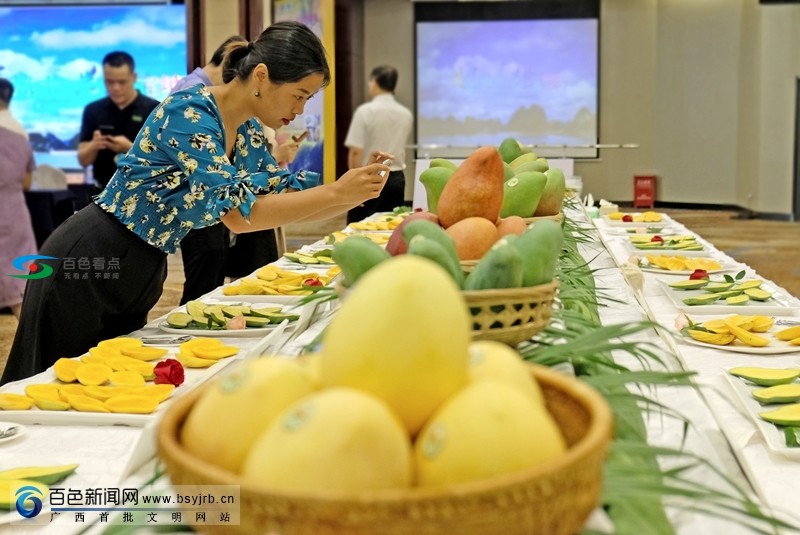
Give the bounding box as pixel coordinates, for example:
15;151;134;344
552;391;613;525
181;358;316;473
513;159;549;174
121;346;168;361
445;216;499;261
437;146;505;228
419;166;454;213
385;211;440;256
97;337;142;350
533;167;567;217
729;367;800;386
495;215;528;238
502;162;515;182
105;395;159;414
414;379;565;487
0;464;78;485
242;388;412;492
499;171;547;218
53;358;81;383
467;341;543;405
498;137;524;164
508;152;538;171
512;219;564;287
321;255;471;435
429;157;457;171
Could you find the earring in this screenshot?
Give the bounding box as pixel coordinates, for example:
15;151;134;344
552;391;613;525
254;90;261;98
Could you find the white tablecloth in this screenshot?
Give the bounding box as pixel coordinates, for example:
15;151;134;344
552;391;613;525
2;208;799;534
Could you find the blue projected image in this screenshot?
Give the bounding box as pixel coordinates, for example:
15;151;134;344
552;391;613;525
416;19;598;157
0;5;187;170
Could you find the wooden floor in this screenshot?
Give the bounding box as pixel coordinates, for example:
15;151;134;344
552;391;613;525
1;209;798;377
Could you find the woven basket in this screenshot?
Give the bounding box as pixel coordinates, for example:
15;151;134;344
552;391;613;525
462;280;558;346
157;363;612;535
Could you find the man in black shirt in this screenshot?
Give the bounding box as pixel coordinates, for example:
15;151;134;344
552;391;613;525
77;51;159;191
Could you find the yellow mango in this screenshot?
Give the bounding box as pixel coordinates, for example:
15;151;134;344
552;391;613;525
191;345;239;360
58;384;86;401
141;384;175;403
688;329;735;346
108;371;146;387
775;325;800;341
33;397;70;411
724;319;770;347
0;393;33;410
97;337;142;350
749;316;775;333
83;385;139;401
67;395;110;413
123;360;155;379
120;346;168;361
24;384;62;402
74;363;113;386
104;395;159;414
53;358;81;383
176;354;217;368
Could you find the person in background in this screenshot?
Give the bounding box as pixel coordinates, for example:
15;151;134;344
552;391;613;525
170;35;245;305
171;36;304;301
0;125;37;318
77;51;159;192
2;21;391;384
0;78;29;139
344;64;413;223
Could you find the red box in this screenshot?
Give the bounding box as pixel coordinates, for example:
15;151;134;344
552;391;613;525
633;175;656;209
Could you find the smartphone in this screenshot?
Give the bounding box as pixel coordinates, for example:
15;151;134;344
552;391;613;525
379;158;392;178
291;131;309;143
98;124;115;136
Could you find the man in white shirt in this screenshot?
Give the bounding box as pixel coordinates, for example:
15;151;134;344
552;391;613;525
0;78;29;139
344;65;413;223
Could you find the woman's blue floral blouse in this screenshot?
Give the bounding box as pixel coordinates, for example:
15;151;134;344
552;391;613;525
95;84;319;253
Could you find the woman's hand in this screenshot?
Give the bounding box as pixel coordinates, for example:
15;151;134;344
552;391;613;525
274;141;300;165
333;162;390;205
367;150;396;166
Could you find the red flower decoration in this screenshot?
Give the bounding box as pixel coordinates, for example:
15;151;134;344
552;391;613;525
689;269;709;281
650;235;664;243
154;358;185;386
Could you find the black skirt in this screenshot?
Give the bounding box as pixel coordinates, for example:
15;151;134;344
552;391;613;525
1;203;167;384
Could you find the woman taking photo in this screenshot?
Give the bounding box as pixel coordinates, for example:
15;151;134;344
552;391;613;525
2;21;391;384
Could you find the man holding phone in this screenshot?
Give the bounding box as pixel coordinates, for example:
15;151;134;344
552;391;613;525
77;51;159;191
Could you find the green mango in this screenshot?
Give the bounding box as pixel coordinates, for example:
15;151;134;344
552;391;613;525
502;162;515;182
498;137;523;164
419;166;454;213
533;167;566;217
509;152;539;171
499;171;547;218
513;158;549;174
0;463;79;485
512;219;564;287
429;158;457;171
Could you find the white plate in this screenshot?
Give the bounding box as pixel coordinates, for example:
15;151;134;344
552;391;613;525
624;240;710;257
158;321;289;337
600;213;670;227
158;300;300;337
0;356;239;427
0;422;26;444
636;258;739;276
658;279;800;315
678;330;800;355
722;371;800;460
